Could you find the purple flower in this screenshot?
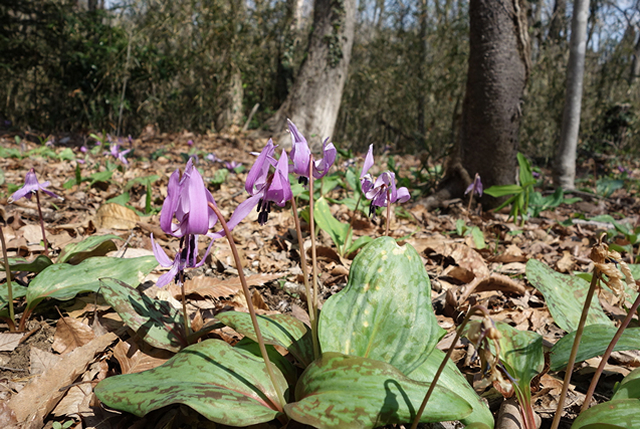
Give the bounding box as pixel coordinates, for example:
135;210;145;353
80;145;88;153
465;173;483;197
151;234;213;288
160;158;218;238
617;165;630;174
241;139;293;225
360;145;410;216
225;161;242;172
105;143;131;164
288;119;336;183
187;139;194;146
9;168;62;203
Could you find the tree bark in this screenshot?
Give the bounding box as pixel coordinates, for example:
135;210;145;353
267;0;356;150
548;0;566;42
421;0;529;211
553;0;589;190
629;29;640;84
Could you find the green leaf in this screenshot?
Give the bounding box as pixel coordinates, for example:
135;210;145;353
571;399;640;429
612;368;640;400
216;312;314;367
0;255;53;273
284;353;472;429
95;340;286;425
470;227;486;249
319;237;444;374
517;153;534;188
0;284;28;315
26;256;158;311
408;349;494;428
525;259;613;332
88;170;114;185
314;196;349;249
484;185;523;198
100;278;185;352
550;325;640;371
234;337;298;387
320;174;341;196
210;168;228;185
346;235;373;255
123;175;160;192
57;234;121;264
494;322;544;393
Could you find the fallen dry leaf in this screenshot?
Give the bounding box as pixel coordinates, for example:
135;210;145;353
94;203;140;230
0;332;25;352
180;273;281;299
30;347;62;376
52;317;96;354
112;339;172;374
9;332;117;429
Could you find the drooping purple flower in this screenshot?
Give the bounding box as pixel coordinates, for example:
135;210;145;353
151;233;214;288
360;145;410;216
465;173;483;197
225;161;242;172
9;168;62;203
238;140;293;225
160;158;218;238
80;145;88;153
205;153;220;163
105;142;131;164
187;139;194;146
288;119;336;182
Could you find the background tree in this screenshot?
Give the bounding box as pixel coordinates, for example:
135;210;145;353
422;0;530;209
266;0;357;150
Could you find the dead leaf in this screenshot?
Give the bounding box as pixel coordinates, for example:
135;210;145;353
556;250;574;273
30;347;62;376
0;402;18;429
53;317;96;354
9;332;117;429
94;203;140;230
112;339;172;374
0;332;24;352
181;273;281;299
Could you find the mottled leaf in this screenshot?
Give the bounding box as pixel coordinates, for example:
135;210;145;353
495;322;544;393
0;284;27;316
100;278;185;352
26;256;158;311
550;325;640;371
526;259;613;332
408;349;494;428
57;234;121;264
612;368;640;400
0;255;53;273
319;237;444;374
95;339;287;425
217;312;313;367
284;352;472;429
571;399;640;429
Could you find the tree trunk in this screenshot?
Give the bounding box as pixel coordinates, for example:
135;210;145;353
631;35;640;85
553;0;589;190
268;0;356;150
420;0;530;210
417;0;428;142
548;0;566;42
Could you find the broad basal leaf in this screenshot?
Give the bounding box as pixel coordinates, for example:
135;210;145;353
217;312;314;367
408;349;494;428
612;368;640;401
0;255;53;273
571;399;640;429
26;256;158;311
284;353;472;429
495;322;544;393
550;325;640;371
526;259;612;332
95;339;287;425
0;284;28;316
100;278;185;352
57;234;121;264
319;237;444;374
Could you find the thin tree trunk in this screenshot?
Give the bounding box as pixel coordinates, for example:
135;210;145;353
268;0;356;150
417;0;428;143
629;29;640;84
553;0;589;189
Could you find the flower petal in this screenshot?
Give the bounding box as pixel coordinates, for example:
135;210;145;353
394;186;411;203
288;120;312;177
208;192;263;240
265;150;292;207
151;234;174;267
246;139;275;195
360;144;375;178
313;139;336;179
160;168;183;236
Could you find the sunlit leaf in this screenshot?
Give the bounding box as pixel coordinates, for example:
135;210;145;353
57;234;121;264
0;255;53;273
571;399;640;429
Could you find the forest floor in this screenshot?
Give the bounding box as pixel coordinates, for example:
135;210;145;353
0;128;639;429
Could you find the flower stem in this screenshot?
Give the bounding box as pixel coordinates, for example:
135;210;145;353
550;270;600;429
308;157;319;348
467;193;473;213
410;306;490;429
581;285;640;411
35;191;49;257
385;189;391;237
179;270;190;341
290;197;319;360
0;225;15;330
207;201;286;411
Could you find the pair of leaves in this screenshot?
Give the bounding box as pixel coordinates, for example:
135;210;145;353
484;153;536;224
96;237;493;428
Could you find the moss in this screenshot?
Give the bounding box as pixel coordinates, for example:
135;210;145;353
323;0;346;68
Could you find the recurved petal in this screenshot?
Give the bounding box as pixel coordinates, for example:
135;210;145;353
266;150;292;207
360;144;375;178
313;139;336;179
246;139;275;195
160;168;183;236
394;186;411;203
151;234;174;267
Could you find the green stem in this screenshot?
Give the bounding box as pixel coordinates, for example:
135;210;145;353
342;194;361;256
308;157;319;350
385;189;391;237
0;225;15;329
550;270;600;429
290;196;319;360
35;191;49;257
208;202;286;411
581;283;640;411
410;306;490;429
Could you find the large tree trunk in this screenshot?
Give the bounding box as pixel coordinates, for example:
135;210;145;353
421;0;530;210
268;0;356;150
553;0;589;190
